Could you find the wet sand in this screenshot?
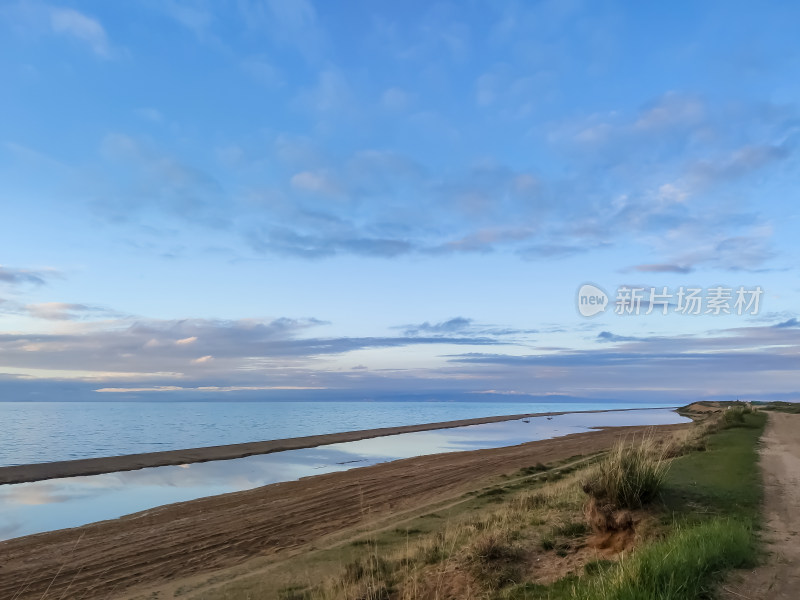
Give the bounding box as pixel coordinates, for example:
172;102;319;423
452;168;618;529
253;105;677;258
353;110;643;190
0;406;668;484
0;421;689;600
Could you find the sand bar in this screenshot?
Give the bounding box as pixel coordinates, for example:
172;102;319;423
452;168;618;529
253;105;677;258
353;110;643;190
0;406;671;484
0;421;689;600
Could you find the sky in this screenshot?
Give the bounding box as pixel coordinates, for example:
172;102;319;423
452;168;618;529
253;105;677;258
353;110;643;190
0;0;799;404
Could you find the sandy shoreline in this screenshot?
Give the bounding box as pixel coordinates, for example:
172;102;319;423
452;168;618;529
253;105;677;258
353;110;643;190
0;421;689;600
0;406;672;484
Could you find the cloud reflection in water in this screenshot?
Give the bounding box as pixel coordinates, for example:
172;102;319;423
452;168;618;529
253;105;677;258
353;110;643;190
0;409;689;540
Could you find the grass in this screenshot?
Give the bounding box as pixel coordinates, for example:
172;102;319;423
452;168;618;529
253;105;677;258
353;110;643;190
552;521;589;538
565;410;767;600
298;466;590;599
519;462;549;476
663;426;707;457
192;416;765;600
662;411;764;521
466;532;524;589
758;400;800;414
583;559;614;575
569;518;755;600
278;585;313;600
329;417;763;599
505;411;767;600
540;519;589;553
721;403;755;427
581;432;669;509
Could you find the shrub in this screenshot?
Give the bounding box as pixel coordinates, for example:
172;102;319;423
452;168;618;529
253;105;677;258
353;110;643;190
540;534;555;551
581;433;669;509
466;532;522;589
722;403;755;428
468;532;520;563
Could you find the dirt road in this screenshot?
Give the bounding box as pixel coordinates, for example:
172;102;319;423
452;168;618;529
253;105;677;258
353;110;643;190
724;412;800;598
0;423;686;600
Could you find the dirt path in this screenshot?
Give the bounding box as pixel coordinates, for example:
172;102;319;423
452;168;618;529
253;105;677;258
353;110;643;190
0;423;686;600
723;412;800;599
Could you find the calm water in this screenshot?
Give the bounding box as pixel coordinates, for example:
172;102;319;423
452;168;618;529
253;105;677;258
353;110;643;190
0;401;675;466
0;409;690;540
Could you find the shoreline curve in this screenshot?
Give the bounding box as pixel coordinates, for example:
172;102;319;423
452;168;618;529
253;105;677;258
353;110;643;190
0;405;677;485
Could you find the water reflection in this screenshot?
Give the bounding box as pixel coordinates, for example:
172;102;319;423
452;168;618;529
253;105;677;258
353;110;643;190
0;409;689;540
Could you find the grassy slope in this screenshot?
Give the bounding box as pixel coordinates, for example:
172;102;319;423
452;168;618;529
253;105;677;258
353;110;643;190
758;401;800;414
195;416;765;600
663;412;764;522
515;411;766;600
188;455;598;600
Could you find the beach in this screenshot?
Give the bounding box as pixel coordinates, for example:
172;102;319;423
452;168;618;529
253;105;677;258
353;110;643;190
0;419;689;600
4;3;794;597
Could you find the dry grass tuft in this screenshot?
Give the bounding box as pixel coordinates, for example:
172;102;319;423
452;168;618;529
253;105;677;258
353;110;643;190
581;432;669;510
663;427;707;458
465;531;522;589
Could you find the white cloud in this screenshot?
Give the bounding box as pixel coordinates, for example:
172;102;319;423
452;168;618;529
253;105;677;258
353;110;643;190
216;144;245;167
237;0;322;60
290;170;341;196
242;56;282;87
381;87;412;111
161;0;213;37
25;302;104;321
95;385;326;393
263;0;315;30
49;7;111;57
634;92;705;131
135;107;163;122
475;73;496;107
0;265;59;287
303;69;352;114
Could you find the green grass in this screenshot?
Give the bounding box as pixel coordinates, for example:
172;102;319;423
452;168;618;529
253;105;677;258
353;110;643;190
478;487;510;501
720;404;756;427
552;521;589;538
519;462;549;476
570;518;756;600
214;415;766;600
661;411;765;521
583;559;614;575
522;411;767;600
759;401;800;414
502;577;580;599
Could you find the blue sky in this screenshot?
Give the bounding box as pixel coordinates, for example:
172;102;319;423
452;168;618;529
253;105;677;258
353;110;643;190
0;0;799;403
